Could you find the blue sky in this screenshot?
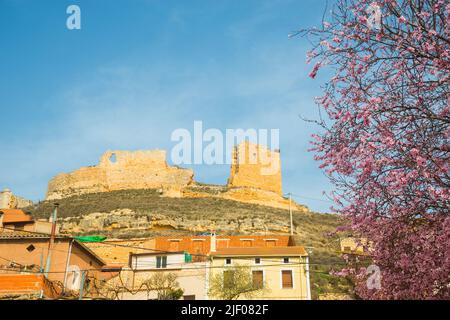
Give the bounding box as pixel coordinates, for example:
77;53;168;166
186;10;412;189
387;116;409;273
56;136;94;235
0;0;335;212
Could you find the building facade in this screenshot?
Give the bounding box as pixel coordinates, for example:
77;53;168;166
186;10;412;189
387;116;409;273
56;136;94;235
209;246;311;300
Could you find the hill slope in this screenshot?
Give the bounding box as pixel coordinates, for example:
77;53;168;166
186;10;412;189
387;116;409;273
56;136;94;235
25;188;353;299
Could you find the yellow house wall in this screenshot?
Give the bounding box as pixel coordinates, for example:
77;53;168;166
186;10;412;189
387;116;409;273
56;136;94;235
209;256;308;300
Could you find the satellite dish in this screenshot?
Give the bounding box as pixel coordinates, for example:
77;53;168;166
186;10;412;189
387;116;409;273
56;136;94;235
66;265;82;291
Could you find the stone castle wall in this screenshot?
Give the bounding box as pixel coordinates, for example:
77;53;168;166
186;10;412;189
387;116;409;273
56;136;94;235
45;146;307;212
227;142;282;195
46;150;194;200
0;189;33;209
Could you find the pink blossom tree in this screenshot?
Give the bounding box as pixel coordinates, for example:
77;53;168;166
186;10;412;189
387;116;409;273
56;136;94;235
299;0;449;299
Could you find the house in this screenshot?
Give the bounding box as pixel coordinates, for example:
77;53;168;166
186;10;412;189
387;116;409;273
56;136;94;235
340;237;372;255
0;228;108;297
154;235;294;261
84;238;156;268
0;209;59;235
208;246;311;300
103;234;310;300
0;274;61;299
105;251;208;300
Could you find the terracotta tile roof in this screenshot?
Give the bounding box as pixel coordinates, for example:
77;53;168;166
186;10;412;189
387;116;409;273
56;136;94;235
211;246;308;257
155;235;293;257
84;239;156;266
0;209;34;224
0;229;61;239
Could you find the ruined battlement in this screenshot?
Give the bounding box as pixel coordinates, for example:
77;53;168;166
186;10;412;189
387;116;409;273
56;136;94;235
45;146;306;212
46;150;194;200
227;142;282;195
0;188;33;209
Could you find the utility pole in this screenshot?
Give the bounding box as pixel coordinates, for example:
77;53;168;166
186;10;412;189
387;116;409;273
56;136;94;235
44;203;59;277
305;247;313;300
289;193;294;236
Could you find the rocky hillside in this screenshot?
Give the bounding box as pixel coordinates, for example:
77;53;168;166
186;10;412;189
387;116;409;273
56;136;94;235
25;188;353;299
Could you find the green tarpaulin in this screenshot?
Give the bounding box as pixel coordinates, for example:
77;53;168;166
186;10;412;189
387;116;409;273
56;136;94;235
184;252;192;263
75;236;107;243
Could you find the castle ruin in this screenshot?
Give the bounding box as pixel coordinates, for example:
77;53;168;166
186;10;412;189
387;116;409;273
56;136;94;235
46;150;194;200
227;142;282;195
0;188;33;209
45;145;307;212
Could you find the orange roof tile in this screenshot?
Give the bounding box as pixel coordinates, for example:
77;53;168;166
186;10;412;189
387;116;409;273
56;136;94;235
0;209;34;224
211;246;308;257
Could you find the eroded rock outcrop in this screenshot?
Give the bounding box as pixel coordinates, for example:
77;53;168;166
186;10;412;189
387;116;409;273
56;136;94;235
59;209;293;236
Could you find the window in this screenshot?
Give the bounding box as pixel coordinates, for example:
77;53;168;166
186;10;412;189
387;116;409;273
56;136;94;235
225;258;232;265
265;240;276;247
255;258;261;264
156;256;167;268
282;270;293;288
109;153;117;163
223;270;235;289
217;240;229;249
26;244;35;252
241;240;252;247
183;295;196;300
252;271;263;289
283;257;290;264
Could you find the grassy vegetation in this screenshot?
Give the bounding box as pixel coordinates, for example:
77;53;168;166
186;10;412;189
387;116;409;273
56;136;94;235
25;188;353;298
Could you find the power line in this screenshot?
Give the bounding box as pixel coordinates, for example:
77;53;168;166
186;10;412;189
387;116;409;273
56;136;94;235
284;192;334;204
0;252;350;274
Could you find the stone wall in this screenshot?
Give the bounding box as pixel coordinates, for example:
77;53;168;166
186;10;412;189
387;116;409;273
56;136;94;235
0;189;33;209
46;150;194;200
227;142;282;195
45;146;307;212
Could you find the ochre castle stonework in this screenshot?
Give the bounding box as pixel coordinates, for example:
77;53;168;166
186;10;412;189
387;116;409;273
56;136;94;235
0;188;33;209
46;144;307;212
227;142;282;195
46;150;194;200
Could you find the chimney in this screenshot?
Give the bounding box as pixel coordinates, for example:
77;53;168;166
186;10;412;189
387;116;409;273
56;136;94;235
210;231;216;253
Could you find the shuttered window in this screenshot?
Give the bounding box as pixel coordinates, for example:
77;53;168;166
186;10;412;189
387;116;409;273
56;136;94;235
242;240;252;247
252;271;263;288
281;270;293;288
265;240;276;247
156;256;167;268
217;240;229;249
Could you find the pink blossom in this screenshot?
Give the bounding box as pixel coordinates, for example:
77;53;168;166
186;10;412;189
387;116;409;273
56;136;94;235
300;0;450;300
308;62;321;79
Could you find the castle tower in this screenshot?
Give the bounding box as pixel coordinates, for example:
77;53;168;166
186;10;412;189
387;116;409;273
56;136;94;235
0;188;16;209
227;142;282;195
